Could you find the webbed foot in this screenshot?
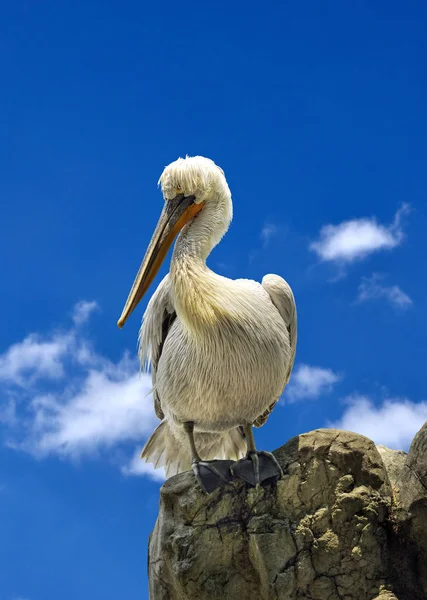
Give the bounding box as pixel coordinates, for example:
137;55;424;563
230;451;282;487
192;459;235;494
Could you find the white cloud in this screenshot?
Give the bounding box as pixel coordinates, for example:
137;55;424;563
0;301;160;480
330;394;427;450
0;333;72;386
72;300;100;325
310;203;410;264
357;274;412;309
286;364;341;402
24;361;156;459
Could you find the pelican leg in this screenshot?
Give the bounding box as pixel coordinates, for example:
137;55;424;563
230;423;283;487
183;421;234;494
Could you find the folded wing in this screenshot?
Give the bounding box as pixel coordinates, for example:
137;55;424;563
253;274;297;428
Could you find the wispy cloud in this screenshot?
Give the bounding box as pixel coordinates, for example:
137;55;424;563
0;303;160;480
21;360;154;459
286;364;341;402
330;394;427;450
249;220;286;264
72;300;100;325
0;333;72;385
357;274;412;309
310;203;410;264
260;222;279;248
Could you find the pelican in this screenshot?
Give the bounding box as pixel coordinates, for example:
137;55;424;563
118;156;297;493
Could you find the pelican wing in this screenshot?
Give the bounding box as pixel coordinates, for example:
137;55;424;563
254;274;297;428
138;275;175;420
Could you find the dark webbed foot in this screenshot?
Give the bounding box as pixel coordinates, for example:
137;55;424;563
192;459;235;494
230;451;283;487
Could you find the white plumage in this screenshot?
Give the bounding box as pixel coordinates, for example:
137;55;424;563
119;156;297;478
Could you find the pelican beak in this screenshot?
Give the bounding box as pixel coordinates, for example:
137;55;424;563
117;194;202;328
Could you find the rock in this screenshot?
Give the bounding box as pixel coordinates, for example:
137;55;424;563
386;422;427;599
148;426;427;600
376;446;406;490
399;421;427;508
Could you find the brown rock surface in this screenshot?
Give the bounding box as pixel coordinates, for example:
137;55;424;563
386;422;427;599
148;426;427;600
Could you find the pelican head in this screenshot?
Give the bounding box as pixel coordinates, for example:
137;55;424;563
117;156;232;328
159;156;230;204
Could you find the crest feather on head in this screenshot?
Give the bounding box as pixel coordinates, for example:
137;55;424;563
159;156;227;202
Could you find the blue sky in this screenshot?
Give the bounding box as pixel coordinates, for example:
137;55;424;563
1;1;427;599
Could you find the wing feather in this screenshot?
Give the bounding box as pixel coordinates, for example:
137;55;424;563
253;274;297;428
138;275;175;420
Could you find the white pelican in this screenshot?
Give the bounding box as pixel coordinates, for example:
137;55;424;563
118;156;297;493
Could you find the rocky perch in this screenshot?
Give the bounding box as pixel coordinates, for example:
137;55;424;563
148;425;427;600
